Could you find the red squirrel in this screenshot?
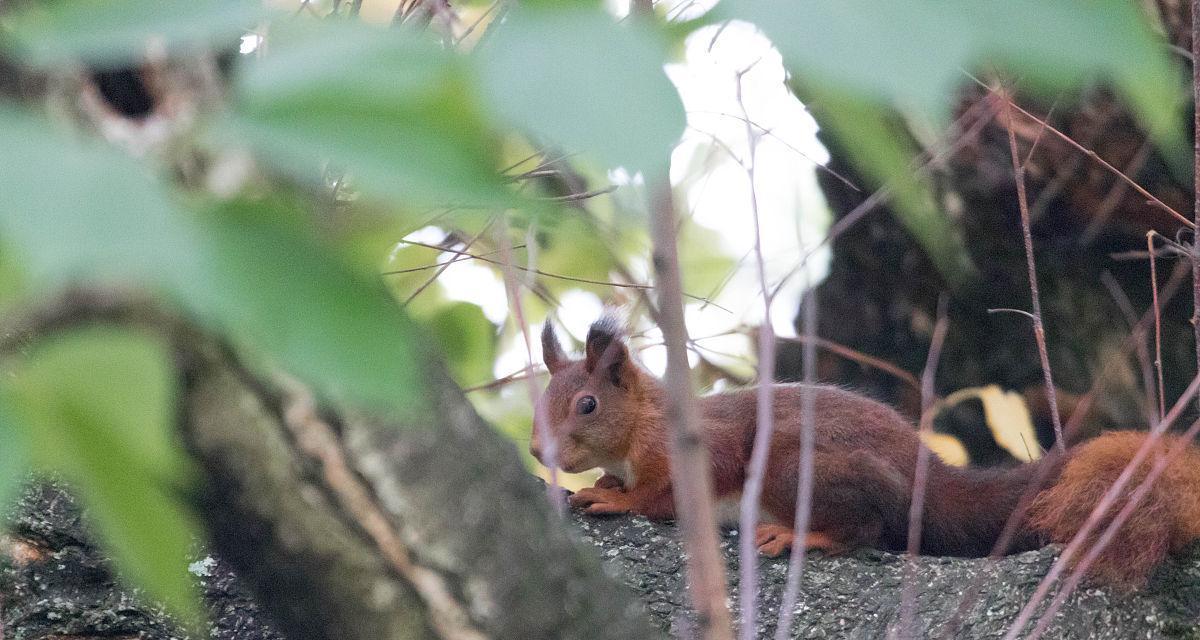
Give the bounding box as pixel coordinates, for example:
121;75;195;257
530;315;1200;587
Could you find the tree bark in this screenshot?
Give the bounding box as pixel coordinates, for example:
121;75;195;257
6;483;1200;639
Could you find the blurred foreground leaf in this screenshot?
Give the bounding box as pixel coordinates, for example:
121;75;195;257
229;22;512;210
0;394;30;511
0;108;200;289
725;0;1181;141
478;5;686;176
6;328;201;626
2;0;264;68
182;200;431;415
422;301;497;387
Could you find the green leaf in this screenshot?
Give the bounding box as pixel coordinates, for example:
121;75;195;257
723;0;1182;145
477;5;686;175
3;0;265;68
228;21;512;210
0;393;31;511
804;86;975;288
421;302;497;387
179;199;431;415
0;108;201;289
0;110;428;416
7;328;202;626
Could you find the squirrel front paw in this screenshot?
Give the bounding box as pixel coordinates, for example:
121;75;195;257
568;487;632;515
594;473;626;490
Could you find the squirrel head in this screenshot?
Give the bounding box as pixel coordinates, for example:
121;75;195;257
530;315;653;473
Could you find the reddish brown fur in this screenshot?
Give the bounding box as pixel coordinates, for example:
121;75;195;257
1027;432;1200;587
533;317;1200;587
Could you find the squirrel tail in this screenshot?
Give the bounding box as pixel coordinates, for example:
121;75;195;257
1026;431;1200;587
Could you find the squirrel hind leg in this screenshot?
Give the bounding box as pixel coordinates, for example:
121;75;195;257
753;524;848;556
761;449;901;554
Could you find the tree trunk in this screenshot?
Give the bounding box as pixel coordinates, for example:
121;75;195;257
782;6;1199;449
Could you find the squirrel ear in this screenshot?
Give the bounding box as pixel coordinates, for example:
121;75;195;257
585;315;630;387
541;322;568;373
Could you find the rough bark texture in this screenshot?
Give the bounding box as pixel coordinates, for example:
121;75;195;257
6;484;1200;640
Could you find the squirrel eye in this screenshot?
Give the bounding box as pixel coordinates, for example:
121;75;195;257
576;395;597;415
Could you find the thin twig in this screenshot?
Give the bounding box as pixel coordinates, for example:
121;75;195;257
898;297;949;639
1148;232;1166;421
734;67;776;640
389;239;732;310
769;94;1001;301
686;109;861;192
774;334;920;392
534;185;618;202
402;218;497;306
649;177;734;640
1192;0;1200;412
1001;94;1065;453
773;287;819;640
495;219;564;513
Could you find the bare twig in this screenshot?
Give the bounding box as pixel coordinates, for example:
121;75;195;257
1001;94;1065;452
1148;232;1166;421
402;218;496;306
1193;0;1200;412
649;177;733;640
733;67;776;640
898;298;950;639
390;238;731;311
773;288;819;640
774;334;921;392
495;219;564;513
686;109;861;192
769;94;1000;301
534;185;619;202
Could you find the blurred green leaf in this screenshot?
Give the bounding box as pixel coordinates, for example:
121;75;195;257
723;0;1182;143
0;108;200;289
0;110;430;416
3;0;264;68
477;5;686;176
180;199;431;415
0;393;31;511
805;87;975;287
8;328;201;626
229;21;512;210
422;302;497;387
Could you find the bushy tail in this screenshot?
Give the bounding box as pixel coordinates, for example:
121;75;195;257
1027;431;1200;587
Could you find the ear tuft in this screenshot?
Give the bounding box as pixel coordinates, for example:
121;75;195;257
585;314;623;369
541;321;568;373
585;313;630;386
